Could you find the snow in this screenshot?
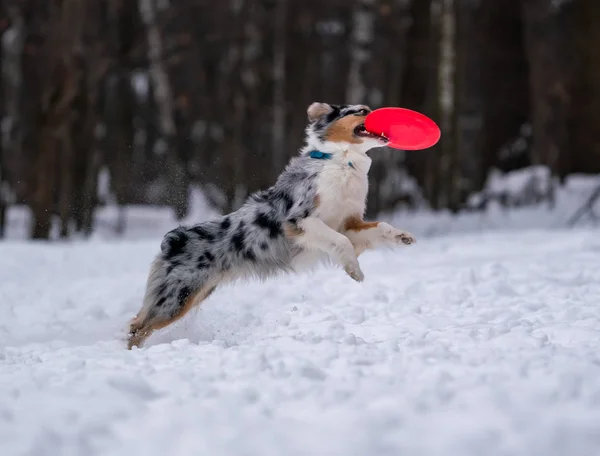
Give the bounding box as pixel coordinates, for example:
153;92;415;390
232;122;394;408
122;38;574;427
2;222;600;455
1;174;600;455
385;171;600;237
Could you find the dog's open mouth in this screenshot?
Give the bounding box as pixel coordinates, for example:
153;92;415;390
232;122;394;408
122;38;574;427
354;124;388;142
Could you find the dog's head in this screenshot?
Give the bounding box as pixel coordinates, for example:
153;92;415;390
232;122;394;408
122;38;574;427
304;102;388;154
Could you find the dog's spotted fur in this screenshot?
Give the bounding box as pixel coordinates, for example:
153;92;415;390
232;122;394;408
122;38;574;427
127;102;416;349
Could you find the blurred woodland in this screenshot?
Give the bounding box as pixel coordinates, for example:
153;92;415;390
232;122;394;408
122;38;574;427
0;0;599;239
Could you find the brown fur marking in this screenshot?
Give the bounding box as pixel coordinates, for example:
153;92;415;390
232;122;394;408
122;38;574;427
325;116;364;144
283;221;304;238
344;215;380;232
313;194;321;208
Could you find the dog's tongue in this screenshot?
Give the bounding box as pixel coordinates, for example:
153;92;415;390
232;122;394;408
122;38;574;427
364;107;441;150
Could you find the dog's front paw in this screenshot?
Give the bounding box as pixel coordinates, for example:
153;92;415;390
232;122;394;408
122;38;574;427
380;223;417;246
344;260;365;283
395;230;416;246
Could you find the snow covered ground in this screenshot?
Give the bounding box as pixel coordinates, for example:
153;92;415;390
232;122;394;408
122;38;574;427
2;224;600;456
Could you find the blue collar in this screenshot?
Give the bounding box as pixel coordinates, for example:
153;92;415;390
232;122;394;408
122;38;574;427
308;150;333;160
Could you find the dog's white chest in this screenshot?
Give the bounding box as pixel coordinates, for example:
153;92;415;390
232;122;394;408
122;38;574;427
315;152;370;230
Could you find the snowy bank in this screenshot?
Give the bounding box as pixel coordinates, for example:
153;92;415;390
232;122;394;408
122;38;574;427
1;228;600;455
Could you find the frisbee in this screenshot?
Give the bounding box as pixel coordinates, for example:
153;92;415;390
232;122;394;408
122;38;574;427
364;107;441;150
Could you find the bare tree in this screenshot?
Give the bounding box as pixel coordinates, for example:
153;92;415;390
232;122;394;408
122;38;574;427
20;0;83;239
0;1;8;237
272;0;288;175
570;0;600;176
71;1;112;235
521;0;572;204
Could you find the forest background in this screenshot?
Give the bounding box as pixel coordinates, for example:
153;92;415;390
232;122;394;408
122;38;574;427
0;0;598;240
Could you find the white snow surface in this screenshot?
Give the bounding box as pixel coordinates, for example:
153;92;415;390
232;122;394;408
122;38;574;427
2;228;600;456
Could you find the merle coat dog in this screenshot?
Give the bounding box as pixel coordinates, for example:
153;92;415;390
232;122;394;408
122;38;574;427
127;102;416;349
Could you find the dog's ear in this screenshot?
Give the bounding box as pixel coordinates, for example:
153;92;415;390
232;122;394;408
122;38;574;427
307;102;332;123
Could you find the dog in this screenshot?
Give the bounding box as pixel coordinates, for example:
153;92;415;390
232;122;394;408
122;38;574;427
126;102;416;349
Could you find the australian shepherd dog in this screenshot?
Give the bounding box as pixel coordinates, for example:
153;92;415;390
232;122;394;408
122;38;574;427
127;102;416;349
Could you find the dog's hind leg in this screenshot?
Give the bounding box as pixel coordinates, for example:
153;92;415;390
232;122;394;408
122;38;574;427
127;268;219;349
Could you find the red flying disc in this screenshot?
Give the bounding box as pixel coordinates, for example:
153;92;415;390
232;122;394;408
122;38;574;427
365;107;441;150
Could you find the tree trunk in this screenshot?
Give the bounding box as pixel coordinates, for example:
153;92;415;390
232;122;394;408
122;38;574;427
521;0;572;202
346;0;376;104
480;0;530;177
436;0;457;211
0;154;6;238
18;0;84;239
570;0;600;175
453;0;484;208
365;0;413;217
272;0;287;176
139;0;188;219
2;4;25;236
401;0;437;207
0;4;6;238
30;127;58;239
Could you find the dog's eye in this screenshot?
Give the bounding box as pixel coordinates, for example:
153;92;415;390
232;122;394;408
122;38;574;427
357;109;369;116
